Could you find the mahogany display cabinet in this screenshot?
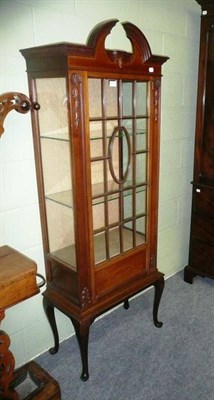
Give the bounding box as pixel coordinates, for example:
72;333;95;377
21;20;168;380
184;0;214;284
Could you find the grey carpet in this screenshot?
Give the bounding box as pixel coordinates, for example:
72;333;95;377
35;272;214;400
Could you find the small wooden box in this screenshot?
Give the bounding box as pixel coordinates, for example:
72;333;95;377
0;246;61;399
0;245;39;310
12;361;61;399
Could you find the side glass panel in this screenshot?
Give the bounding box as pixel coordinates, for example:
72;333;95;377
202;29;214;178
89;77;149;266
36;77;76;269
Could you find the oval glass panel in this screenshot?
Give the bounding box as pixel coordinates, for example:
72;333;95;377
108;126;131;184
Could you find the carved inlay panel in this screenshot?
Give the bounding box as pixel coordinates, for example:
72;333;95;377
153;80;160;122
71;74;82;131
81;287;92;307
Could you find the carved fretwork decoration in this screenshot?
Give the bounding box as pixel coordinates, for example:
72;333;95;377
71;74;82;131
0;312;18;400
153;80;160;122
0;92;40;137
81;287;92;307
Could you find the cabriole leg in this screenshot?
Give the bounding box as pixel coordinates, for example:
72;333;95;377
43;297;59;354
123;299;129;310
153;276;164;328
71;318;91;381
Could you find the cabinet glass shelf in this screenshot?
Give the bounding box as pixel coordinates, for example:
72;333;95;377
90;130;147;141
46;190;73;208
50;226;145;269
45;181;147;209
89;115;149;121
50;244;77;270
41;127;69;142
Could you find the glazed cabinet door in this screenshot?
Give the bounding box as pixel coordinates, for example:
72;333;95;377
87;75;155;297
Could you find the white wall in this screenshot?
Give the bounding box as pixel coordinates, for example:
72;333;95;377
0;0;200;367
